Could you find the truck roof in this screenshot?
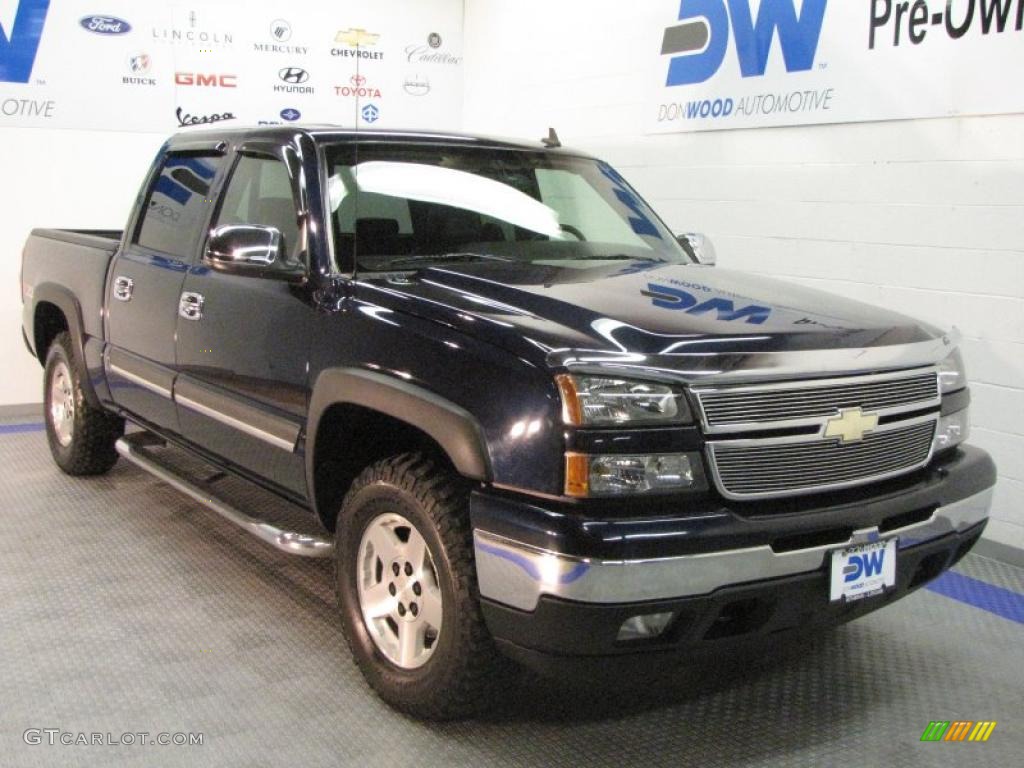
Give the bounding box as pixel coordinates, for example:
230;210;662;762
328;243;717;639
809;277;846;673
165;125;595;158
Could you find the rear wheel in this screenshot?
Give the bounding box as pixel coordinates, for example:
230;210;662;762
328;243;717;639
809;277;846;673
334;453;509;719
43;332;124;475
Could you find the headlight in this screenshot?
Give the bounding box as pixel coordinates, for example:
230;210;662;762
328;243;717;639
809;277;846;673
556;374;691;426
937;349;967;394
565;452;702;497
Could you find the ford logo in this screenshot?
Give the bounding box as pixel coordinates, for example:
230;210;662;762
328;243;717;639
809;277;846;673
79;15;132;35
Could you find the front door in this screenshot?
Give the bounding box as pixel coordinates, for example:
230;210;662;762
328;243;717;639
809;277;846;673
173;148;314;497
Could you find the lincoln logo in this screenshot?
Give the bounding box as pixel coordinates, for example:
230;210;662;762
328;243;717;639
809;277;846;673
824;408;879;444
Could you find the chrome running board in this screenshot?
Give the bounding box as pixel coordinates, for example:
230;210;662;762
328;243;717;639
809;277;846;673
116;434;333;558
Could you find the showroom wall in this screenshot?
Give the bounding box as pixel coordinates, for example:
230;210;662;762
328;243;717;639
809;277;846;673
462;0;1024;551
0;0;464;402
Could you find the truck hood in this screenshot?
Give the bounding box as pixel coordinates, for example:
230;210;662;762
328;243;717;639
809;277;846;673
356;260;952;382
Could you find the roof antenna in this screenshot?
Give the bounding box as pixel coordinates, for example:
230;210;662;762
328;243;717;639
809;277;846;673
541;127;561;148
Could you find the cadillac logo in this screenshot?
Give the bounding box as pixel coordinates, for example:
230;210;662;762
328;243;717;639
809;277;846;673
824;408;879;444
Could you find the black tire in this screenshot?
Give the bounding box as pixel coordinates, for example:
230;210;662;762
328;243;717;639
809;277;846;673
43;332;124;475
334;453;510;719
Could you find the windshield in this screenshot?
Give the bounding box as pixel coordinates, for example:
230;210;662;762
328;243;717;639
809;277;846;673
324;144;692;272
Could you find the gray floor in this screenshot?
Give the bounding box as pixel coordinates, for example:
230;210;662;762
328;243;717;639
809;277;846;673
1;416;1021;768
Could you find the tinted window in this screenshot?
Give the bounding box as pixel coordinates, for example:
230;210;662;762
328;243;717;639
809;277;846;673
214;155;301;264
325;146;690;271
135;154;222;258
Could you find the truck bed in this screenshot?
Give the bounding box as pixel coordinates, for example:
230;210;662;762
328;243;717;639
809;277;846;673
21;228;123;363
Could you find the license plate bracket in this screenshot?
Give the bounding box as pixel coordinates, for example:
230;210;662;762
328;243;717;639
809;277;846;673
829;538;897;602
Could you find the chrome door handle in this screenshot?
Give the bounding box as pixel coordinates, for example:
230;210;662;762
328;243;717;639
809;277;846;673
113;276;134;302
178;292;204;321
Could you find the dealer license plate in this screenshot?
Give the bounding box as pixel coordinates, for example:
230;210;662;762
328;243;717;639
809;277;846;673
829;538;897;602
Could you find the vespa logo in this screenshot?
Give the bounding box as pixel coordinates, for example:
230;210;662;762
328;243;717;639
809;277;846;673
642;283;771;324
79;14;132;36
0;0;51;83
278;67;308;84
843;547;886;583
662;0;828;86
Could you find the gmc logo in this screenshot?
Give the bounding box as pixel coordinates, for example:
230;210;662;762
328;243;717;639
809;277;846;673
175;72;237;87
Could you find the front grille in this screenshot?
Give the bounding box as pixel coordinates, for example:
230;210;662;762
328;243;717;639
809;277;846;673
696;371;938;430
708;419;936;499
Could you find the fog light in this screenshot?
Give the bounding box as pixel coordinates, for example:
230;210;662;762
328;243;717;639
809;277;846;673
617;612;674;642
934;409;970;452
565;452;696;497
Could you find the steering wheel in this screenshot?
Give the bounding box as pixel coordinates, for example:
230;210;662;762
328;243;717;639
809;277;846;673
559;224;587;242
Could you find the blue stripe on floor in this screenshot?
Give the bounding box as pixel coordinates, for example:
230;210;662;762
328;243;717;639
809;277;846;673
926;571;1024;624
0;422;45;434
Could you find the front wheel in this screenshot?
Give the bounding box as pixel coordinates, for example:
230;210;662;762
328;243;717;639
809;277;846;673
334;453;509;719
43;332;124;475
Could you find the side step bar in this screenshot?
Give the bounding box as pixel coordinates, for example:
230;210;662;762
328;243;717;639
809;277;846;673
116;434;334;558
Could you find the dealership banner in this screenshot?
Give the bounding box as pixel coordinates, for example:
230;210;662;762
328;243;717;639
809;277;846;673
0;0;463;132
649;0;1024;132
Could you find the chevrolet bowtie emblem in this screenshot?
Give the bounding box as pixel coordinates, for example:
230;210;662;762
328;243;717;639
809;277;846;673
336;28;379;47
824;408;879;444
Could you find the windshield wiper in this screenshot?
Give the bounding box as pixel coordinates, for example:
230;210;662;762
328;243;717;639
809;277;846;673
379;252;512;270
582;254;669;263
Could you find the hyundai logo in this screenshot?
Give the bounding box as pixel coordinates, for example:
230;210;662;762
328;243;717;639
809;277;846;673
278;67;309;84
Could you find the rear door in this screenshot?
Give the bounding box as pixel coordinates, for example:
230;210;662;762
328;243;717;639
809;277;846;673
105;146;227;432
173;143;314;497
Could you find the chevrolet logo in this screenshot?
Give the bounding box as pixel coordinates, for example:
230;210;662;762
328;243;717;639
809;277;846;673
824;408;879;444
335;28;379;47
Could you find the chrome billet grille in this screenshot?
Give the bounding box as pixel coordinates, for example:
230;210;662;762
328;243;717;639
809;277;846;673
696;371;939;431
708;419;936;499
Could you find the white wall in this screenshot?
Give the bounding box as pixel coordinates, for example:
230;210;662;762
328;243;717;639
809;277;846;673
463;0;1024;551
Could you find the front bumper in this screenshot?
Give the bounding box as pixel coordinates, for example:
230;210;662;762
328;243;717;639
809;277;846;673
471;446;995;668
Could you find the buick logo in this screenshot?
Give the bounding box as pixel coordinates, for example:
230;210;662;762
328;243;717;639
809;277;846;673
278;67;309;84
271;19;292;42
127;53;151;74
79;15;132;35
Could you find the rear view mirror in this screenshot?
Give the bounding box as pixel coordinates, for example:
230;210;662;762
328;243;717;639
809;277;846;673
677;232;717;266
205;225;304;281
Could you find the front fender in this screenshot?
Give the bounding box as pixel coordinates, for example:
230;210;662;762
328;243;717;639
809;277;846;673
305;367;492;515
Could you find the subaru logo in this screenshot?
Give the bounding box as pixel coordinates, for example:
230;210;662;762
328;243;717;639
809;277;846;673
280;108;301;121
278;67;309;84
79;15;132;35
361;103;380;123
270;19;292;42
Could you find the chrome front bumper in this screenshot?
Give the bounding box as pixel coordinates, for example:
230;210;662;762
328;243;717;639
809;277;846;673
474;488;993;612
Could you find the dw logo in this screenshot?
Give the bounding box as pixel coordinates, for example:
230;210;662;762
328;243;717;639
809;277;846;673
843;548;886;583
662;0;828;86
642;283;772;324
0;0;50;84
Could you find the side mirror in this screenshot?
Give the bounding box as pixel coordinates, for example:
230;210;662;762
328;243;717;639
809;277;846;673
205;224;304;281
677;232;717;266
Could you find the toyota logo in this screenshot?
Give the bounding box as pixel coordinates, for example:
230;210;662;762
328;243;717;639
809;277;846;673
350;74;367;87
279;67;309;84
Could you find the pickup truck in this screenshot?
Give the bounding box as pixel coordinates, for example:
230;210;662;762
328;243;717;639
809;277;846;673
20;126;996;719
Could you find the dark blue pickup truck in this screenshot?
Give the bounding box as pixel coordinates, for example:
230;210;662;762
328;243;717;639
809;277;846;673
20;126;995;718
